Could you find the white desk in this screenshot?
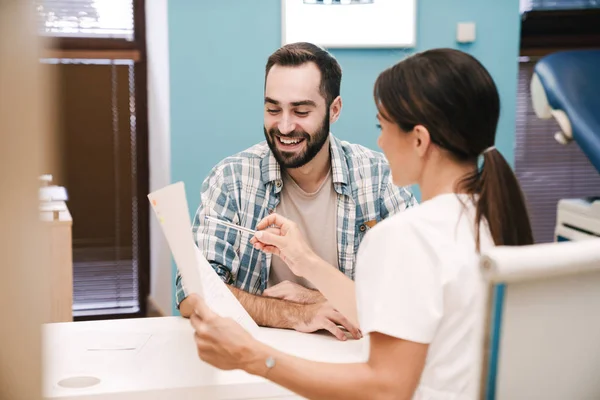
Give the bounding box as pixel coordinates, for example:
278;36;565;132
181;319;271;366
44;316;368;399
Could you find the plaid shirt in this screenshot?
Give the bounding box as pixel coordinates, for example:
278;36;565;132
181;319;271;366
176;135;416;306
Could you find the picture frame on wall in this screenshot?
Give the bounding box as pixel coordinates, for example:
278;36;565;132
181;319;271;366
282;0;417;48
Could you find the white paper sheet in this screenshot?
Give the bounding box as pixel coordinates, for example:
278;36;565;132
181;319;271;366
148;182;259;334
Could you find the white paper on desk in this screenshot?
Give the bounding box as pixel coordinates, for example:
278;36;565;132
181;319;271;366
147;182;259;334
84;332;152;351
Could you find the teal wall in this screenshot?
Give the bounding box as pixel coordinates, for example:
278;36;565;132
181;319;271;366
168;0;522;314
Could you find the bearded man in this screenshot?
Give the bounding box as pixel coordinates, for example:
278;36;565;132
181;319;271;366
176;42;416;340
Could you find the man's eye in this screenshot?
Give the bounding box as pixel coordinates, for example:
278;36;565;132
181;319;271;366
296;111;309;117
376;124;382;130
267;109;280;114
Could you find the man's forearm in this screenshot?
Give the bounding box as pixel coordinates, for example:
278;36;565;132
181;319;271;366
179;286;308;328
228;285;305;329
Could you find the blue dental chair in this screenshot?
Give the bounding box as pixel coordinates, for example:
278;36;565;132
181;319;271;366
530;50;600;241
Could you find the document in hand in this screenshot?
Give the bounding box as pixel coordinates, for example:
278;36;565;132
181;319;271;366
148;182;259;334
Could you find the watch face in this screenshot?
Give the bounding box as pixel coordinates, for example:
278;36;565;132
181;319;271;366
265;356;276;368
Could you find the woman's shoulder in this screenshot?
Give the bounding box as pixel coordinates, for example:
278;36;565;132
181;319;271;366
366;193;472;251
363;207;427;253
377;193;465;228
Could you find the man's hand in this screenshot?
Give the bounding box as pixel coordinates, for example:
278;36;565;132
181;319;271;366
184;288;361;342
263;280;325;304
179;294;201;318
292;301;362;341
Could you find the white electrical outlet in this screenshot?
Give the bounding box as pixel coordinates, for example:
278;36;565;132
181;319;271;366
457;22;476;43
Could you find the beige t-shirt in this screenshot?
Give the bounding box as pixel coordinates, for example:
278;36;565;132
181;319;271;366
268;170;339;288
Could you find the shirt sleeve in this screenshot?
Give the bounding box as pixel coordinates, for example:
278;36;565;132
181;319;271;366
378;163;418;219
355;219;443;344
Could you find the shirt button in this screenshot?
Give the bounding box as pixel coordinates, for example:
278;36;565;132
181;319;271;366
275;179;282;188
359;224;366;232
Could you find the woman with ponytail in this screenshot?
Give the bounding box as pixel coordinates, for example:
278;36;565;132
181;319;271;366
187;48;533;400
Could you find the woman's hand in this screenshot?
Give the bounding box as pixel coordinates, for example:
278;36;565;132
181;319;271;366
190;295;266;372
250;213;316;277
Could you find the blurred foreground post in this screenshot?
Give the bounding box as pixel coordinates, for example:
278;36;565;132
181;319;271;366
0;1;54;399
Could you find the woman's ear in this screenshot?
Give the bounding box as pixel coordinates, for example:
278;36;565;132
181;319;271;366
413;125;431;157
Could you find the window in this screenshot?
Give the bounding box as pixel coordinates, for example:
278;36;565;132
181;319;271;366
519;0;600;53
514;59;600;243
36;0;134;39
37;0;149;319
521;0;600;13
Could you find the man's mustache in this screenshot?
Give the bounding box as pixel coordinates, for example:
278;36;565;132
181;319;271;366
269;129;310;141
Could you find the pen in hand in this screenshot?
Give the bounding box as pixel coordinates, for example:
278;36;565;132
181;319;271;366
204;215;257;235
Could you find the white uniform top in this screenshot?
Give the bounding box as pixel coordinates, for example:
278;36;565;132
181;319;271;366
356;193;494;400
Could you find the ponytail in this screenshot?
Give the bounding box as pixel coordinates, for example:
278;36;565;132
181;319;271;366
460;149;534;249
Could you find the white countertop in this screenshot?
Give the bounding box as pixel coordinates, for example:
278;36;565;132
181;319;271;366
44;316;368;399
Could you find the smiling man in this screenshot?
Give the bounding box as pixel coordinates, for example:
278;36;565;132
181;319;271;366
176;42;416;340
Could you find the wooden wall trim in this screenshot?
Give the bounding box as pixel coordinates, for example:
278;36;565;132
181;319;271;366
41;49;141;61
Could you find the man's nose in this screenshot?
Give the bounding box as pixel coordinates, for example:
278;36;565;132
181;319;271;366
277;115;295;134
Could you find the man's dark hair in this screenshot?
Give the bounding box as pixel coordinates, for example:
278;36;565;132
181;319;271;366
265;42;342;106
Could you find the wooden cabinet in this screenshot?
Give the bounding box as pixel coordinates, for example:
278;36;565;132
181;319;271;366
41;202;73;322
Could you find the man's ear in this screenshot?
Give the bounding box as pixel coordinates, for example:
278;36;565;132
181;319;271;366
329;96;342;124
413;125;432;157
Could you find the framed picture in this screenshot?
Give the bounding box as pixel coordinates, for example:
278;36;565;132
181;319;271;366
282;0;417;48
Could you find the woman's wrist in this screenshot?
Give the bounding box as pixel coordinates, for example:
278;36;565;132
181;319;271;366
302;251;326;282
245;342;278;377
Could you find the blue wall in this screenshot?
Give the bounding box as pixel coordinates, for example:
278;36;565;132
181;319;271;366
168;0;522;314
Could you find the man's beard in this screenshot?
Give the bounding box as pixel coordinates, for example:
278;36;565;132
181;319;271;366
264;113;330;169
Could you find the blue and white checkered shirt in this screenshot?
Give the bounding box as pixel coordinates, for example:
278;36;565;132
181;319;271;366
176;135;416;306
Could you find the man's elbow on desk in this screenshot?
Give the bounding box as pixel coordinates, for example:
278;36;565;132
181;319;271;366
179;289;236;319
179;286;250;320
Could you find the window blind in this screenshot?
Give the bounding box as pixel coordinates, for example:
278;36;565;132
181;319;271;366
521;0;600;13
40;58;141;317
35;0;134;40
514;60;600;243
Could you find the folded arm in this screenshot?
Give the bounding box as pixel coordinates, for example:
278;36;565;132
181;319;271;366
180;284;300;327
182;283;360;340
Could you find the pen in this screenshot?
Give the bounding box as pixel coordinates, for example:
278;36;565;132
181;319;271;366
204;215;257;235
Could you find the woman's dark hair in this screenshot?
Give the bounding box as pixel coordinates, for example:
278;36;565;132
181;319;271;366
374;48;533;248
